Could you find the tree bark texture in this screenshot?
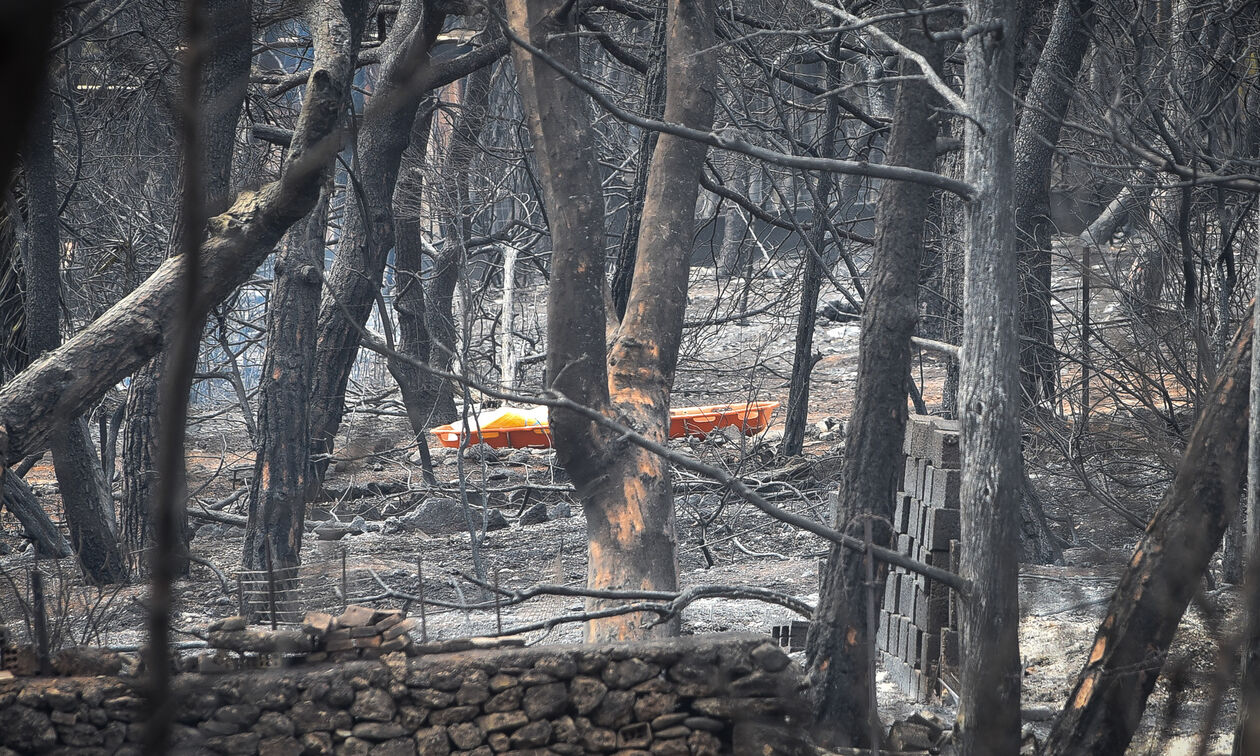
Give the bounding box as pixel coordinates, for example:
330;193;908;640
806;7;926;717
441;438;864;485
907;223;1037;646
306;0;446;485
1;470;72;558
1043;308;1252;755
243;188;329;571
0;1;360;469
803;22;941;748
1013;0;1094;410
1236;204;1260;754
22;90;128;584
509;0;717;642
780;39;843;460
956;1;1023;752
120;0;252;576
0;3;58;191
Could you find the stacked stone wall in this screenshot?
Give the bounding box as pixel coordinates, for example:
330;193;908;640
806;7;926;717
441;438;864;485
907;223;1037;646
0;633;809;755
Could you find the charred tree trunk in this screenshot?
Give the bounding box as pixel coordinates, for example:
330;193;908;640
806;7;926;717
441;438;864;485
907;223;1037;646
1014;0;1094;411
780;39;842;460
610;5;667;316
956;0;1023;751
243;188;329;571
21;90;128;584
121;0;251;577
1043;308;1252;755
803;21;942;748
2;470;71;558
1236;204;1260;754
509;0;717;642
306;0;446;489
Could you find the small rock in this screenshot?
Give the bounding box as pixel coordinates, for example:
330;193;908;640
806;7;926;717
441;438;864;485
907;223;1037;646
549;501;572;519
518;501;548;526
463;443;500;462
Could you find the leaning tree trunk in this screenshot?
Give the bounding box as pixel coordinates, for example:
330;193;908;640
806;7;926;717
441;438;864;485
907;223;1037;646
509;0;717;642
780;39;842;460
1014;0;1094;412
21;90;128;584
955;0;1023;751
1042;308;1252;755
803;21;941;748
306;0;446;488
243;187;330;571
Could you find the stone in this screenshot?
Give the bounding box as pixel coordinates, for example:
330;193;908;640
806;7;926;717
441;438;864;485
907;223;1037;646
216;703;262;726
749;642;791;673
199;719;242;736
429;705;480;726
487;732;510;751
413;726;451;755
334;736;373;756
632;691;676;722
448;721;486;749
534;656;577;679
731;721;813;756
518;502;548;526
287;702;331;735
483;686;522;713
602;659;658;689
412;688;456;708
353;722;407;741
616;722;652;748
374;738;418;756
205;731;262;755
478;711;529;733
487;674;517;692
57;722;103;747
692;697;785;719
668;659;719;697
729;671;783;697
43;685;79;712
653;726;690;739
256;712;295;737
593;690;635;729
49;709;77;726
582;726;618;752
402;497;507;535
649;738;689;756
350;689;395;722
301;732;334;756
687;730;721;756
103;695;146;722
682;717;723;732
209;616;248;632
553;716;580;744
569;676;607;716
259;735;304;756
399;705;430;730
510;719;553;748
522;681;568;720
456;670;490;705
650;713;687;731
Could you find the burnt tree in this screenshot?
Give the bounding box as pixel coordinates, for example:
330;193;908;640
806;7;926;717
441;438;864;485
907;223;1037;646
956;0;1023;750
803;19;943;747
21;87;128;584
508;0;717;641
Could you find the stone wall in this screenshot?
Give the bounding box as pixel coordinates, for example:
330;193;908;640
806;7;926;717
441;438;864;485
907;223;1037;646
0;633;810;755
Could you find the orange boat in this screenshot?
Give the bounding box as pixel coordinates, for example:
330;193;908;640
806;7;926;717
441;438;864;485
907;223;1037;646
432;401;780;450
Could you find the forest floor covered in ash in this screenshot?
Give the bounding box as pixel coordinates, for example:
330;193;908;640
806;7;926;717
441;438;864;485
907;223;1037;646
0;261;1244;754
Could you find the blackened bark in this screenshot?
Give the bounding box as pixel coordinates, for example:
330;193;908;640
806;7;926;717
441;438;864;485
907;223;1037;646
22;91;127;584
121;0;252;577
780;39;842;459
121;367;159;571
610;6;667;318
1043;309;1252;755
803;21;941;748
2;470;72;558
1014;0;1094;410
957;0;1023;750
243;189;329;571
307;0;446;486
0;3;58;190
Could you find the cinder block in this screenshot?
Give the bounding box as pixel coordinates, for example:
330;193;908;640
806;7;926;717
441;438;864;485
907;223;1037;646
894;493;910;533
916;459;930;500
876;609;889;651
926;506;961;551
898;533;912;557
883;571;899;610
930;468;961;508
904;457;919;497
